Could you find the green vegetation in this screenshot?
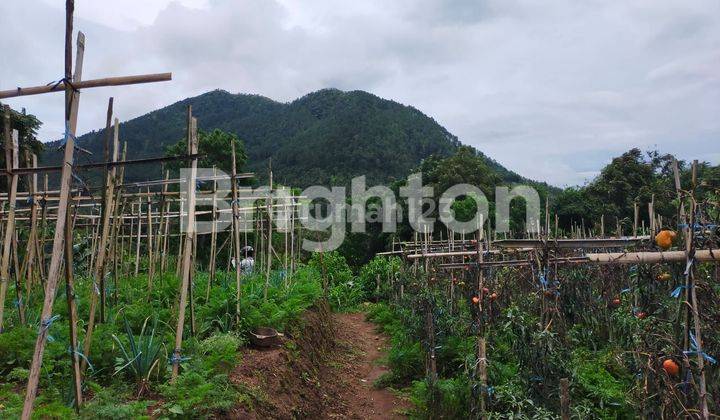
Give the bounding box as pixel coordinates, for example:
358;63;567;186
40;89;528;188
0;261;345;418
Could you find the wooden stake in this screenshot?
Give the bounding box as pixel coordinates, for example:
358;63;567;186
264;162;273;300
559;378;570;420
64;197;83;411
0;117;19;331
81;116;117;372
207;167;218;301
231;143;242;322
21;11;82;417
171;108;198;379
146;189;154;293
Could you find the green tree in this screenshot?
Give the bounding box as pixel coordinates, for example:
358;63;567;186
0;105;43;160
165;128;248;175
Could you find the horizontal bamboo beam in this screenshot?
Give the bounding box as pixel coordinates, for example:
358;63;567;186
586;249;720;264
493;237;650;249
0;153;200;175
0;73;172;99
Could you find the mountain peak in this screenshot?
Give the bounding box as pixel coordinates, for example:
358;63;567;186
40;89;504;188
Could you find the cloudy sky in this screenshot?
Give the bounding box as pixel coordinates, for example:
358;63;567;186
1;0;718;186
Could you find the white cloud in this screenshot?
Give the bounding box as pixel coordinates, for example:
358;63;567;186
1;0;718;186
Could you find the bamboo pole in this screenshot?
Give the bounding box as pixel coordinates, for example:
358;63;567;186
0;112;18;333
586;250;720;264
559;378;570;420
686;162;709;419
21;153;39;303
21;13;82;418
171;108;198;379
206;167;218;301
161;170;171;274
0;72;172;99
264;163;273;300
0;117;19;331
231;143;242;322
146;189;154;293
80;116;117;372
12;230;25;325
134;198;142;276
64;197;83;411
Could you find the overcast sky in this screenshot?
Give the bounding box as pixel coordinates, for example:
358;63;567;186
1;0;718;186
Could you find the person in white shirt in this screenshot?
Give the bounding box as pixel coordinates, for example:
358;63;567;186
239;246;254;275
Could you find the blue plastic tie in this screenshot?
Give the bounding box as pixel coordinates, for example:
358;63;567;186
670;285;688;298
684;332;717;364
40;314;60;333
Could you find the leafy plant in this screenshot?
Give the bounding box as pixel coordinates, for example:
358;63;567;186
112;316;164;396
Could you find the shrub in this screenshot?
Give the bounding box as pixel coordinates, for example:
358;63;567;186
158;371;239;417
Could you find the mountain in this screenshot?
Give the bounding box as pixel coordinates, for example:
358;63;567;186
41;88;527;188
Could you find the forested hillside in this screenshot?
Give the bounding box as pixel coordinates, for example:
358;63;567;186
40;89;528;188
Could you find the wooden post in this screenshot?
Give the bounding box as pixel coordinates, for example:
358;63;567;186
559;378;570;420
0;117;20;331
22;11;82;417
686;162;709;420
64;197;83;411
21;153;39;305
134;198;142;276
477;337;487;418
231;143;242;322
171;108;198;379
81;116;117;372
146;189;154;293
161;170;171;274
12;230;26;325
633;202;638;237
648;194;655;234
176;199;184;277
206;167;218;300
154;172;167;280
264;163;273;300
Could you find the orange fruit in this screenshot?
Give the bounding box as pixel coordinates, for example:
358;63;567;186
657;272;672;282
489;292;498;300
655;230;676;250
662;359;679;376
472;296;480;304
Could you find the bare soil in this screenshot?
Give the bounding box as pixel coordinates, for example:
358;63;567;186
227;304;409;419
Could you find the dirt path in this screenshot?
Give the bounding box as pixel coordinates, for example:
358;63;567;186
229;308;409;419
326;312;409;419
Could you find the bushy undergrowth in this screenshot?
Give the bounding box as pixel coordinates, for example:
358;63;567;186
363;259;717;419
0;257;344;418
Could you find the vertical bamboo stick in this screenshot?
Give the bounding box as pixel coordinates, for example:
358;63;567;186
0;113;19;331
559;378;570;420
146;188;154;293
264;163;273;300
64;197;83;412
231;143;242;322
22;153;39;301
171;108;198;379
134;198;142;276
206;167;218;300
22;17;83;418
81;117;117;370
